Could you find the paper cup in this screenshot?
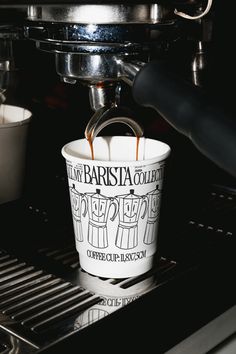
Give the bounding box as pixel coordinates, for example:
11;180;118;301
62;136;171;278
0;104;32;204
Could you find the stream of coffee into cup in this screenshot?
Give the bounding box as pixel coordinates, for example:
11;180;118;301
87;132;95;161
136;136;140;161
88;134;141;161
85;110;144;161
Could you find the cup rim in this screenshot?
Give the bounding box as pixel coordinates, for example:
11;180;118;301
0;104;32;128
61;136;171;166
0;117;32;129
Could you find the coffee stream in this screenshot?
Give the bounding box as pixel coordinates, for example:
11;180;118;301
87;136;141;161
87;133;95;161
136;136;140;161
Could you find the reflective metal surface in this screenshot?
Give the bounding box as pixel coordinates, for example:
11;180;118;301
0;246;179;353
84;105;144;142
119;60;145;86
55;53;122;83
23;4;176;113
24;3;175;103
0;330;37;354
89;82;121;112
0;249;100;351
28;24;151;91
27;4;175;25
26;23;162;44
165;306;236;354
191;41;207;87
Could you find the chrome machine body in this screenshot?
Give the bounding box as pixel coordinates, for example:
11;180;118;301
0;1;213;140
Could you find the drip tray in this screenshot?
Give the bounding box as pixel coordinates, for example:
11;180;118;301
0;246;181;353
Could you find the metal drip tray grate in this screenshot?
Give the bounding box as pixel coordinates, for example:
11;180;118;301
0;249;100;353
38;245;80;269
0;247;180;353
37;244;179;293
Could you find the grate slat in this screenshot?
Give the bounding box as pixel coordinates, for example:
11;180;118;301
45;246;75;258
0;270;44;290
22;290;92;326
0;274;52;298
0;254;11;261
0;258;18;269
32;295;101;331
0;278;62;308
0;267;35;283
54;250;78;261
0;262;27;275
0;274;52;296
3;282;72;315
13;286;82;321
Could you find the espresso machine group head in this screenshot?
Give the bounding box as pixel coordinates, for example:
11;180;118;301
24;2;178;114
20;1;187;139
0;1;209;112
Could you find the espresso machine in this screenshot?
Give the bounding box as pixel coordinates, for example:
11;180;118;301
0;1;236;353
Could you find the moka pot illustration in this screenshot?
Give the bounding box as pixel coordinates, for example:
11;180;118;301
115;189;148;250
143;186;160;245
85;189;118;248
69;184;87;242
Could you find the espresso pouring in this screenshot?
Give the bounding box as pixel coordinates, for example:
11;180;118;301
88;136;141;161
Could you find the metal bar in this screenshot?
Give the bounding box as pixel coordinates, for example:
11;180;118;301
3;282;72;314
54;250;77;261
0;274;52;297
0;267;35;283
0;271;44;291
13;286;81;321
0;255;10;261
0;278;62;308
0;258;18;269
0;262;27;275
32;295;100;331
45;245;74;257
23;290;91;326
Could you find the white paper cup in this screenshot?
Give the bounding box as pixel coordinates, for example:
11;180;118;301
0;104;32;204
62;136;171;278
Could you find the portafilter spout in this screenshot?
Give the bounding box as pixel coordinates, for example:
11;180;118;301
84;105;144;143
85;79;143;143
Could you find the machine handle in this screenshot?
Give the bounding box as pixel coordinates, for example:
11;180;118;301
132;60;236;178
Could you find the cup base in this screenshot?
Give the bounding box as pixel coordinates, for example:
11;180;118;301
78;253;155;279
